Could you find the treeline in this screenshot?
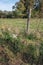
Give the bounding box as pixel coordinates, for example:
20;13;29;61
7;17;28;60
0;10;13;18
0;10;41;18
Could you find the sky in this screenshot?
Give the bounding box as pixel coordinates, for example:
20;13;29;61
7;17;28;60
0;0;19;11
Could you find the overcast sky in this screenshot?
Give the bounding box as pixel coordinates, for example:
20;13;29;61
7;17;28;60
0;0;19;11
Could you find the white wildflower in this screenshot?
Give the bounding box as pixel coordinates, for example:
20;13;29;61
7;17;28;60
12;34;17;39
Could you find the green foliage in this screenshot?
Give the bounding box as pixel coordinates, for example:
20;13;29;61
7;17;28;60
26;33;37;40
22;44;37;64
35;42;43;65
0;29;43;65
1;30;12;42
40;42;43;55
12;0;43;18
12;39;25;54
0;10;13;18
39;42;43;64
26;44;36;55
1;29;26;54
12;0;34;18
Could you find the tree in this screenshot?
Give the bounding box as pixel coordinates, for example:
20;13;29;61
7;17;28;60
12;0;34;33
12;0;26;18
12;0;43;33
34;0;43;31
39;0;43;17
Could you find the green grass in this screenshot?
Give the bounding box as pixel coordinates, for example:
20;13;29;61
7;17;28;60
0;18;43;65
0;18;43;31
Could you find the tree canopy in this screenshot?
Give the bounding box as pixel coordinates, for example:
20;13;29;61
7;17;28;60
12;0;43;18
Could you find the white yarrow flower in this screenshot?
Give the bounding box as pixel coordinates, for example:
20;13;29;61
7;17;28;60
12;34;17;38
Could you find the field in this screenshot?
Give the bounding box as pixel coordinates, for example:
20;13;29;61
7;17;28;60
0;18;43;31
0;18;43;65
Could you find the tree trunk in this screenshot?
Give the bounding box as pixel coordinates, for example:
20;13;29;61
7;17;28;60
26;8;32;34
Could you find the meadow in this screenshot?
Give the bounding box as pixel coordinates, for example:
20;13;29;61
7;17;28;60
0;18;43;31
